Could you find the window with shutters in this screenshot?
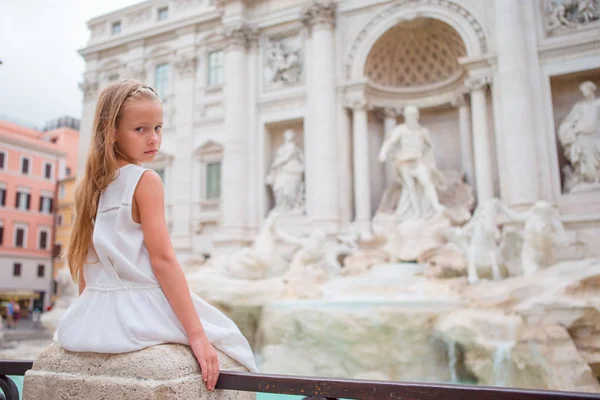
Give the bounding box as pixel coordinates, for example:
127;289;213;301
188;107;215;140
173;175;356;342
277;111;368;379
44;162;53;179
0;151;6;170
38;229;49;250
39;195;53;214
13;263;22;277
21;157;30;175
0;183;6;207
14;224;27;248
16;190;31;211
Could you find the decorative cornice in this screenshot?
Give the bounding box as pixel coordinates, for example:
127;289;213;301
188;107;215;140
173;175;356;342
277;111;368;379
465;74;492;92
347;97;368;111
224;24;258;50
450;91;469;107
174;53;197;77
301;0;336;30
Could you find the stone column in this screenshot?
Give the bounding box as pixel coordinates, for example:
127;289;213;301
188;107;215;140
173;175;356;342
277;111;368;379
302;1;339;233
494;0;540;207
451;93;475;187
350;98;371;229
218;25;255;248
383;107;399;188
170;42;197;256
76;73;99;180
466;75;494;203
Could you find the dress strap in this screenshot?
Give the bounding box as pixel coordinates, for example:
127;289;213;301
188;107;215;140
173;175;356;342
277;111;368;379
122;165;151;206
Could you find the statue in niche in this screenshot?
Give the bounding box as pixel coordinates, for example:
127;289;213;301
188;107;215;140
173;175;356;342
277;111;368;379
265;38;302;85
558;81;600;192
266;129;305;213
378;105;447;221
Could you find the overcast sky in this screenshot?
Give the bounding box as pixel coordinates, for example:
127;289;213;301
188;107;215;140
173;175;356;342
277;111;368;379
0;0;142;129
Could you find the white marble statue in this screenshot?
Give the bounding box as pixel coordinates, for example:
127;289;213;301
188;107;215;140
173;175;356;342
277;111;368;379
265;38;302;85
276;227;338;298
266;129;305;212
378;105;447;221
460;198;523;285
225;212;287;280
558;81;600;192
517;201;570;276
41;267;79;331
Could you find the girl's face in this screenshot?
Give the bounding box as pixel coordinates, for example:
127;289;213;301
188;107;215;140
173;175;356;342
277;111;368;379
115;98;163;165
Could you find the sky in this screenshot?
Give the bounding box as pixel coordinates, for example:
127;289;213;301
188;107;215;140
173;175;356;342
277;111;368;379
0;0;142;129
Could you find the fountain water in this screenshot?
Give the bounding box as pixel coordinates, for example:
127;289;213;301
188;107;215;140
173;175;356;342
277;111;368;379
492;342;514;387
446;339;459;384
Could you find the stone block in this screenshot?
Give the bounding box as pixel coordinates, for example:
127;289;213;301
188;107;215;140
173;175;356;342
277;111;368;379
23;342;256;400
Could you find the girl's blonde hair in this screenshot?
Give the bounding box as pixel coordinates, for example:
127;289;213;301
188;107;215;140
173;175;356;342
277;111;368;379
68;79;160;281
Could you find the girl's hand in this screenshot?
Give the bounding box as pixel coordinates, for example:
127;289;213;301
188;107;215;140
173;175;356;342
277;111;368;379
189;333;220;391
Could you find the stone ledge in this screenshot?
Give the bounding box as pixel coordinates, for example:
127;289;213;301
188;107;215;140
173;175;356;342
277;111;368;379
23;342;255;400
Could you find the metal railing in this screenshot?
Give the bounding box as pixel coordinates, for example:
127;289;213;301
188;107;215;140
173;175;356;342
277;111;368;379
2;359;600;400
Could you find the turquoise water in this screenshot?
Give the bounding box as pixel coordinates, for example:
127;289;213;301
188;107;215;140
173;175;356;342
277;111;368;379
10;377;311;400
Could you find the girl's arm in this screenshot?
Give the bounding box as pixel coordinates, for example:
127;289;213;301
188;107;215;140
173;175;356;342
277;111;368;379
134;170;219;391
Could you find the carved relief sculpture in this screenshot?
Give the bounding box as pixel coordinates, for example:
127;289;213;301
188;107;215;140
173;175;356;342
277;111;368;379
266;129;305;213
545;0;600;32
265;37;302;85
558;81;600;193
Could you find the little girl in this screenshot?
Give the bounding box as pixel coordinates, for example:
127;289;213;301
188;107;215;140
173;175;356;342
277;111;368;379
56;79;258;391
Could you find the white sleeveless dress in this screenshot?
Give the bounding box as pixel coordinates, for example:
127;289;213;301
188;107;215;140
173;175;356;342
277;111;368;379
55;163;258;372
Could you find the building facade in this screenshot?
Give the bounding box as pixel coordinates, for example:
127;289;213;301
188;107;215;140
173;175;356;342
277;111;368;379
0;121;69;309
44;126;79;279
78;0;600;261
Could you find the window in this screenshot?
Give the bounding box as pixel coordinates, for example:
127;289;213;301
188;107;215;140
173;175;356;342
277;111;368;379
16;190;31;211
207;50;224;86
37;264;45;278
157;6;168;21
59;184;66;199
39;230;48;250
154;168;165;183
13;263;22;277
44;162;53;179
155;63;169;99
14;225;26;248
0;151;5;170
111;21;121;35
0;222;3;245
205;162;221;200
53;243;62;258
21;157;30;174
0;184;6;207
39;195;53;214
57;214;63;226
65;167;71;177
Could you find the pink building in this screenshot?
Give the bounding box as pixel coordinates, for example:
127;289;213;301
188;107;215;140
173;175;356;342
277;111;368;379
0;120;77;310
